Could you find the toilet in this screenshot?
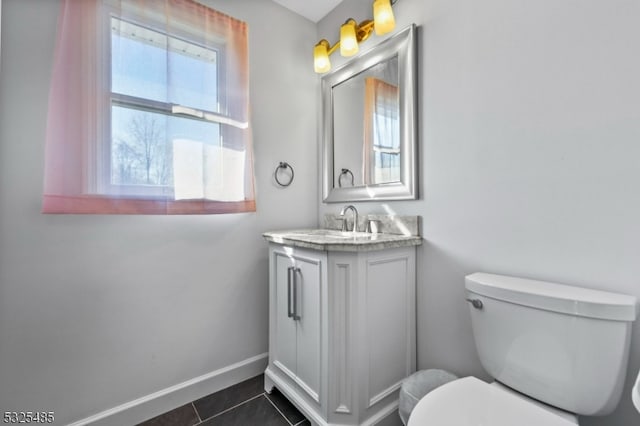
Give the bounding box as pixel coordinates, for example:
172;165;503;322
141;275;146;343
634;368;640;413
408;272;638;426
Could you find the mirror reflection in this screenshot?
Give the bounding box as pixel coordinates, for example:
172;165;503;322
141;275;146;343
333;57;400;188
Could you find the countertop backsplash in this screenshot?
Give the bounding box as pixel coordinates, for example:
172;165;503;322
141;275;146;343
322;213;420;236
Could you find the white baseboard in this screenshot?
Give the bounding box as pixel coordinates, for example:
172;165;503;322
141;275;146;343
68;353;268;426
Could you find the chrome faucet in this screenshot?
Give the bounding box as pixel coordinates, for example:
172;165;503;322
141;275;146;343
339;205;359;233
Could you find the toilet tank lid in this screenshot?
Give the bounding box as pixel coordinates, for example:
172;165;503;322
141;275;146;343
465;273;638;322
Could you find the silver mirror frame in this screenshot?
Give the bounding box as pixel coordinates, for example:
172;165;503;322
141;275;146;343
322;24;417;203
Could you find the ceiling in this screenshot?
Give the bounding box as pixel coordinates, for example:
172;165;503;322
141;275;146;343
271;0;345;23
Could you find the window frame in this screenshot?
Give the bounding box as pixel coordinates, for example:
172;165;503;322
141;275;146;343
93;5;230;199
371;106;400;182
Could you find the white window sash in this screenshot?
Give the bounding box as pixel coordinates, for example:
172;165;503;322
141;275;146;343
92;3;234;198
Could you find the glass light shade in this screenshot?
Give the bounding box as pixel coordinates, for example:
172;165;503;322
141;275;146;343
340;21;359;57
314;43;331;73
373;0;395;35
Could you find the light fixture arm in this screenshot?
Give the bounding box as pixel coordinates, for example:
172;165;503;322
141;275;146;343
355;19;375;43
319;18;375;58
316;39;339;57
313;0;396;74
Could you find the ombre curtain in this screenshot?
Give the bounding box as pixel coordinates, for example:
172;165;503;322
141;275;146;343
362;76;399;185
43;0;256;214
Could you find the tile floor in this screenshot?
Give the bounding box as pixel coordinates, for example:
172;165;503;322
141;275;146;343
136;374;310;426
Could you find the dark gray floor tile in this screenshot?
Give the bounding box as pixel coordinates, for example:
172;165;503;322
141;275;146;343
193;374;264;421
136;403;199;426
199;395;289;426
266;388;306;425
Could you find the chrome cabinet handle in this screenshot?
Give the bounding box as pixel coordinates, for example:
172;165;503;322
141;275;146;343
292;267;301;321
287;267;294;318
466;298;483;310
287;266;301;320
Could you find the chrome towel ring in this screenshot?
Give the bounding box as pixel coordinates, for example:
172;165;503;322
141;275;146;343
274;162;294;187
338;168;354;187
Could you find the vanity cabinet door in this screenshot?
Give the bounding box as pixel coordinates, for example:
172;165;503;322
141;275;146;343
293;254;322;403
273;251;298;382
270;247;325;404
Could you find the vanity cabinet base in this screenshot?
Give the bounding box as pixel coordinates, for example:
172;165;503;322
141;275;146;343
266;244;416;426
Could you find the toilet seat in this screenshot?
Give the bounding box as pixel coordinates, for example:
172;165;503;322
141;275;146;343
633;368;640;413
407;377;578;426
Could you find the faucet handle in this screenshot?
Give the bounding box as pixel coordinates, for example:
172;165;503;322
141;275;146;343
366;219;380;234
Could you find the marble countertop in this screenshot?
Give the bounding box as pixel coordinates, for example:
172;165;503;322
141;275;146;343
263;228;422;252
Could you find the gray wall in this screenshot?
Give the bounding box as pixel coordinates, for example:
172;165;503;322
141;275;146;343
319;0;640;425
0;0;318;424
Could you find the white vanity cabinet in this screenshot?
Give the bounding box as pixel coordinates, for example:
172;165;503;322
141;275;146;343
264;235;418;426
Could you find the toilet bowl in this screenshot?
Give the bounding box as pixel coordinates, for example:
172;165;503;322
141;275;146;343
633;368;640;413
408;273;638;425
408;377;577;426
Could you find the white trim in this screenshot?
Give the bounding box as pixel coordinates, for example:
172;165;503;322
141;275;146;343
297;377;320;404
330;261;353;415
360;401;400;426
273;359;297;383
67;353;268;426
368;380;403;407
172;105;248;129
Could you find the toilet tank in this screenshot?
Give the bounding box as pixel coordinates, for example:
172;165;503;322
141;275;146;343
465;273;638;416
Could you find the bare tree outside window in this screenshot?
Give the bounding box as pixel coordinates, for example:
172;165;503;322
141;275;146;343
112;111;173;187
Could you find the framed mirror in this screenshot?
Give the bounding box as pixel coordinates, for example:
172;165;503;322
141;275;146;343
322;24;417;202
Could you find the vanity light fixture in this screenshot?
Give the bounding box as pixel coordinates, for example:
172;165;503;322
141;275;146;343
340;19;359;57
373;0;396;34
313;0;397;74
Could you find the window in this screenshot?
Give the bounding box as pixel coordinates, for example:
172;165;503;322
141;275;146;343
43;0;255;214
363;76;400;185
